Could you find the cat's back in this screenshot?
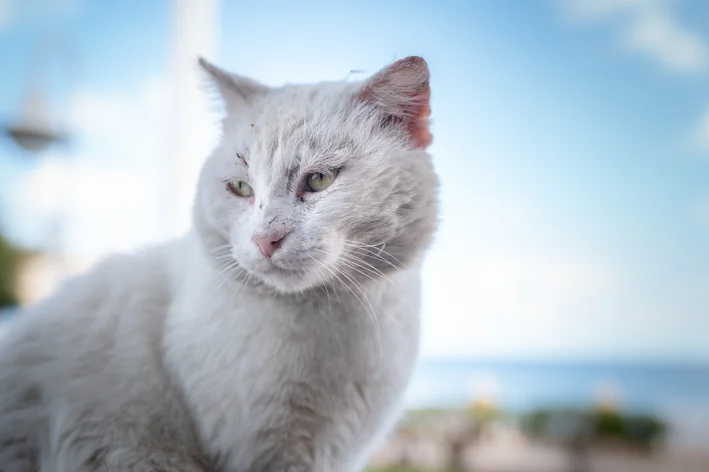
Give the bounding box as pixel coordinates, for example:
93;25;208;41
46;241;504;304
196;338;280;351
0;242;179;469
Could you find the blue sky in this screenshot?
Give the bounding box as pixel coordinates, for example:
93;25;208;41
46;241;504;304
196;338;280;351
1;0;708;362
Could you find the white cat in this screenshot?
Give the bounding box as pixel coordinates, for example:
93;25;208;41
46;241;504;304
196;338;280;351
0;55;439;472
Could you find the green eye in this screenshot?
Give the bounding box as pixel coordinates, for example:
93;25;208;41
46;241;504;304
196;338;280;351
227;180;254;198
305;170;338;192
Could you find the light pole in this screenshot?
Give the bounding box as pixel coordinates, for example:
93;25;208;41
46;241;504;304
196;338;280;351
166;0;220;239
4;85;69;152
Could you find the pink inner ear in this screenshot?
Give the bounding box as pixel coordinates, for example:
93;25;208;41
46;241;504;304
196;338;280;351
409;96;432;149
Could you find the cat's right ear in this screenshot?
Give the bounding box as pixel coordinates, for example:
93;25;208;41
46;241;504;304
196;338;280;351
358;56;432;149
198;57;269;108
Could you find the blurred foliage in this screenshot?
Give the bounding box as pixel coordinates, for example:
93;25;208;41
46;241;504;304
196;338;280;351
466;400;502;422
371;406;668;471
405;403;504;423
0;232;27;308
522;407;667;450
368;469;438;472
405;407;451;418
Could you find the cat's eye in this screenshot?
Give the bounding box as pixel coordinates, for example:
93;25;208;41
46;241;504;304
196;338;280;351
305;170;338;193
227;180;254;198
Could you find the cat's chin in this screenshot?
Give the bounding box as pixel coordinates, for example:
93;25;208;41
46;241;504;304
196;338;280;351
257;272;320;294
251;265;321;294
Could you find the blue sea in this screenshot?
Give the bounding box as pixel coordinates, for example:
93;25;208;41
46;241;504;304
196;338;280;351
403;359;709;447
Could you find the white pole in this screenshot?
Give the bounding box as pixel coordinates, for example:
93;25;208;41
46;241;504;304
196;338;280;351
166;0;220;240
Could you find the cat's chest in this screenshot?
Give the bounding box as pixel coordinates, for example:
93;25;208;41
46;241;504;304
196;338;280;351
171;294;354;389
196;295;369;377
166;292;388;468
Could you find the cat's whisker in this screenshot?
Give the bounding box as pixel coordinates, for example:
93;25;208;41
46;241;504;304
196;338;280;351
211;252;236;269
212;253;236;262
312;248;381;285
340;244;401;272
332;266;383;360
235;272;250;299
316;264;343;305
212;262;239;282
342;243;403;269
214;269;238;295
331;276;343;305
339;252;395;286
227;269;251;308
207;242;233;257
312;254;383;356
308;256;382;358
317;243;393;271
336;258;379;283
340;239;403;263
214;259;239;282
338;239;384;249
340;241;392;257
310;264;333;309
311;247;396;290
207;241;232;251
213;261;246;294
209;263;235;293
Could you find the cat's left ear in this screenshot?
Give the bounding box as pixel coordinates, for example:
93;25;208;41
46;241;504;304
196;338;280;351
359;56;432;149
198;57;270;108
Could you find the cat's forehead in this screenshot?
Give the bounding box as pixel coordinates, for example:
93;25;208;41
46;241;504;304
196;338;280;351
251;82;355;128
244;82;367;171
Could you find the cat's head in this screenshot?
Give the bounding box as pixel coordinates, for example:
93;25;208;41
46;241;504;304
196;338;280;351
193;56;439;294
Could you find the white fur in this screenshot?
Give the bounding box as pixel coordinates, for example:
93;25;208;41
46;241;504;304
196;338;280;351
0;56;439;471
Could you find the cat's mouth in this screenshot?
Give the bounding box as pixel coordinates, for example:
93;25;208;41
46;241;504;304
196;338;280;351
247;257;321;293
232;239;344;293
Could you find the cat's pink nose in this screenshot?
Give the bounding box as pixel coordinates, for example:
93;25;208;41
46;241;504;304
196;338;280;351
251;233;285;258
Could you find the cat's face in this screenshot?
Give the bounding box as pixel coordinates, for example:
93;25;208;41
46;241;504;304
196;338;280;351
194;57;439;294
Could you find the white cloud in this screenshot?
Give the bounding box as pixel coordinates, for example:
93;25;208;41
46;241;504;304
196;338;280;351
0;0;83;31
68;91;133;138
561;0;708;74
417;178;709;360
420;248;621;359
624;7;708;73
11;78;174;257
12;150;161;257
560;0;709;155
15;157;146;216
68;78;169;138
0;1;12;29
417;191;625;359
563;0;645;20
466;254;616;305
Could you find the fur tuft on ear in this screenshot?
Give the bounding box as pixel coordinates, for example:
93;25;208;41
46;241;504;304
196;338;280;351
359;56;432;149
198;57;270;107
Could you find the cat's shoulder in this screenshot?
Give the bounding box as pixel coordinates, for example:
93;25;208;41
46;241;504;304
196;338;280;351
52;242;174;309
1;241;179;348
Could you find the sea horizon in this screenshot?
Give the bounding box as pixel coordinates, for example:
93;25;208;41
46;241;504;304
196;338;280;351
404;357;709;448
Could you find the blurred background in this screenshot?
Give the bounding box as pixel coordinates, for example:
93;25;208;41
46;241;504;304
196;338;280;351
1;0;708;471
